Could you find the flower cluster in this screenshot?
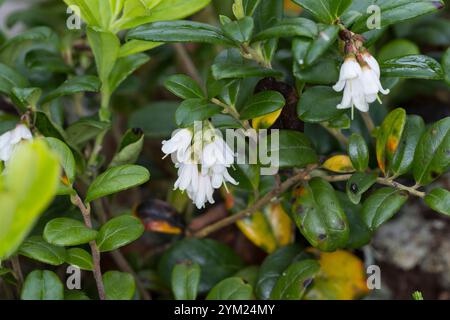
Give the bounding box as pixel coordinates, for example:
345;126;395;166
162;126;237;209
333;31;390;115
0;124;33;162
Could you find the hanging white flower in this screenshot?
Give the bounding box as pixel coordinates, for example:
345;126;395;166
161;128;193;162
333;54;389;114
0;124;33;162
162;124;237;209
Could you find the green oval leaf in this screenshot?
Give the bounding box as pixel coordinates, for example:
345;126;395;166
425;188;450;216
19;236;66;266
158;238;244;294
103;271;136;300
86;164;150;203
45;137;76;185
96;215;144;252
390;115;425;177
21;270;64;300
65;248;94;271
413;117;450;185
175;98;222;127
297;86;345;123
44;218;98;246
346;172;378;205
380;54;444;79
240;91;285;120
252;18;317;42
127;20;234;45
206;277;253;300
165;74;204;100
41;75;100;104
292;0;352;23
292;177;349;251
211;62;283;80
255;244;303;300
348;133;369;172
171;262;201;300
362;187;409;231
270;259;320;300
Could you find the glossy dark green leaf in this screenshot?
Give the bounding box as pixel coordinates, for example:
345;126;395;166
381;54;444;79
10;87;41;110
21;270;63;300
19;236;66;266
65;248;93;271
158;238;244;293
305;24;339;65
362;187;409;231
103;271;136;300
293;56;340;84
378;39;420;62
351;0;445;33
234;266;259;288
96;215;144;252
108;53;150;92
66;119;110;147
44;218;98;246
413;117;450;185
127;21;234;45
255;244;303;300
348;133;369;172
346;172;378;205
206;277;253;300
252;18;317;42
297;86;345;123
270;259;320;300
86;165;150;203
41;75;100;104
128;102;178;138
221;16;254;43
0;63;28;95
212;62;282;80
261;130;318;169
336;192;371;248
171;262;201;300
390;115;425;177
292;177;349;251
175;98;222;127
240;91;285;120
292;0;352;23
425;188;450;216
165;74;204;99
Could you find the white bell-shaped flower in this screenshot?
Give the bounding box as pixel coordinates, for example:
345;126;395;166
333;56;362;92
0;124;33;162
161;128;192;162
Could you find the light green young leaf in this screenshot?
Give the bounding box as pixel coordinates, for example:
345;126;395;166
108;53;150;92
0;140;60;260
41;75;100;104
45;137;76;185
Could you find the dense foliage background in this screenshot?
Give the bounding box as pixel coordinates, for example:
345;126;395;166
0;0;449;300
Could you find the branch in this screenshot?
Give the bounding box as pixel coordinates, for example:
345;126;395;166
361;112;376;134
191;165;318;238
72;194;106;300
321;124;349;146
173;43;202;84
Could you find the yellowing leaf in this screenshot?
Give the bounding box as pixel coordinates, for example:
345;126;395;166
284;0;303;15
376;108;406;174
304;249;369;300
252;109;282;130
236;203;294;253
322;155;355;173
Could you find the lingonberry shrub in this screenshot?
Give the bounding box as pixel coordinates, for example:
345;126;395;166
0;0;448;300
